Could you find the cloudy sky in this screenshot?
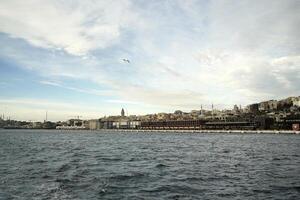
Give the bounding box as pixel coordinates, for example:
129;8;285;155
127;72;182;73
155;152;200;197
0;0;299;121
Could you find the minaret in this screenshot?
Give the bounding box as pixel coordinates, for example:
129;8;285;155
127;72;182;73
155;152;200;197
121;108;125;117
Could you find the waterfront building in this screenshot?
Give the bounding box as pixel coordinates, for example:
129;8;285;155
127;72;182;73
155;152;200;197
259;100;278;111
103;121;114;129
88;119;101;130
292;97;300;107
68;119;83;127
174;110;183;115
113;119;130;129
278;98;293;110
157;113;170;121
112;121;119;129
233;104;239;110
233;105;240;114
42;121;56;129
248;103;259;113
32;122;43;129
129;121;141;129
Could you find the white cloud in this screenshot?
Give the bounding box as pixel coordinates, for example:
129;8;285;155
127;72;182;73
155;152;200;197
39;80;61;87
0;0;299;118
39;80;115;96
270;56;300;91
0;0;137;56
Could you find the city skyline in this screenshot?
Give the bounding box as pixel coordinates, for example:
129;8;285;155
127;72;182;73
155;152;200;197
0;0;299;121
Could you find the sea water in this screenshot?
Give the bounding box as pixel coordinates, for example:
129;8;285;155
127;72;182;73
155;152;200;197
0;129;299;199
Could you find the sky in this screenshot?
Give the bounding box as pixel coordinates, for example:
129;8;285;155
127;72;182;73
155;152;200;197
0;0;299;121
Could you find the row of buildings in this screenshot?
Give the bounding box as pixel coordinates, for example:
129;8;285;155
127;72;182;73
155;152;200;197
85;96;300;131
61;97;300;131
247;97;300;113
1;96;300;131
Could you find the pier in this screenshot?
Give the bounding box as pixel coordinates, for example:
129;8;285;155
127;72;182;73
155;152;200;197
96;129;300;134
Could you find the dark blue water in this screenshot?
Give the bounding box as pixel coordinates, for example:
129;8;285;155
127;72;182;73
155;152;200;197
0;130;299;200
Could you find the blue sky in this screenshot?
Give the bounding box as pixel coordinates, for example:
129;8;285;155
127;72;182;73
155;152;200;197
0;0;299;121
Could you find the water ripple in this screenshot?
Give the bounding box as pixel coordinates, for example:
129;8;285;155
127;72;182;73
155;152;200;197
0;129;299;200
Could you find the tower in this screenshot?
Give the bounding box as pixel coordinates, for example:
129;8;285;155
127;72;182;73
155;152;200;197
200;104;203;115
121;108;125;117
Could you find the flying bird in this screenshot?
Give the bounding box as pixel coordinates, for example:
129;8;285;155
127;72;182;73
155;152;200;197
122;59;130;63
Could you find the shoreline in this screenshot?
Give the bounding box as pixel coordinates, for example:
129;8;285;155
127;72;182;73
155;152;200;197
1;128;299;134
94;129;300;134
